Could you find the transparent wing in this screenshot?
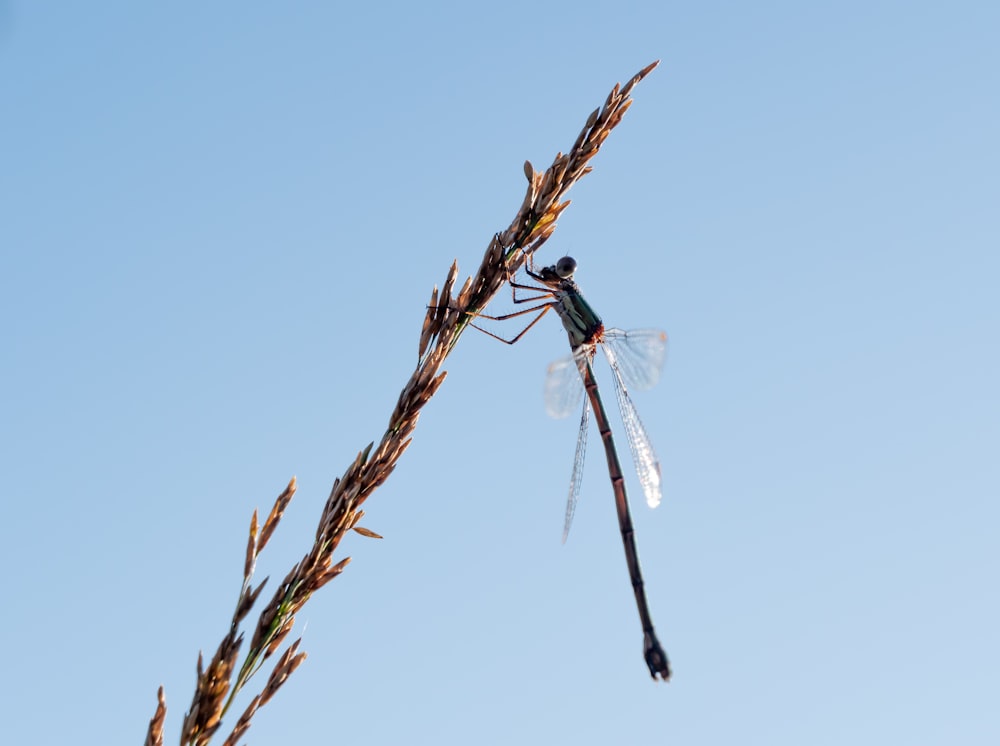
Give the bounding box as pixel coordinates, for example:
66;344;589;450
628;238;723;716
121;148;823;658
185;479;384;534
543;347;592;419
602;342;663;509
602;329;668;392
561;397;590;544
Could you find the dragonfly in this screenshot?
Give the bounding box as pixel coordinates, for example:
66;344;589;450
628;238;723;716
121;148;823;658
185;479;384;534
474;254;671;681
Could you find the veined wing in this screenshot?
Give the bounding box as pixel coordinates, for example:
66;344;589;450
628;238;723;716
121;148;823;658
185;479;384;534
602;342;663;509
601;328;668;392
561;397;590;543
543;347;591;419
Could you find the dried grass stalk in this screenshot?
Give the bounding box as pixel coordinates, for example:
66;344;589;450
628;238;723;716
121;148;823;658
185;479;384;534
146;60;658;746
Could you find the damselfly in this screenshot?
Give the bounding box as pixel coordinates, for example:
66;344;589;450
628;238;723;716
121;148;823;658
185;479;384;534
474;254;671;681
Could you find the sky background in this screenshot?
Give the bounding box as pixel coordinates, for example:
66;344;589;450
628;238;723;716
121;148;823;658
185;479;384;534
2;2;998;744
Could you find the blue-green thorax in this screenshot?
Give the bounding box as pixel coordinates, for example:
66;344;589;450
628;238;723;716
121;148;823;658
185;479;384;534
536;261;604;350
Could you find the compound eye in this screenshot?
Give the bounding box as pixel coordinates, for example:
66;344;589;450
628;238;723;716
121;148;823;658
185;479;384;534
555;256;577;278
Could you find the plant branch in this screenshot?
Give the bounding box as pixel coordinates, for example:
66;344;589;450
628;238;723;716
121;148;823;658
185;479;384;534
146;59;659;746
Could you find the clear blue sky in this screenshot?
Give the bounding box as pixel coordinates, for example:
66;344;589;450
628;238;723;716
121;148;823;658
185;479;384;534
2;2;998;744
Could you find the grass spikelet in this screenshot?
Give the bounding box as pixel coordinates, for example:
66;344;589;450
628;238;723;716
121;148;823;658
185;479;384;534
146;60;658;746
